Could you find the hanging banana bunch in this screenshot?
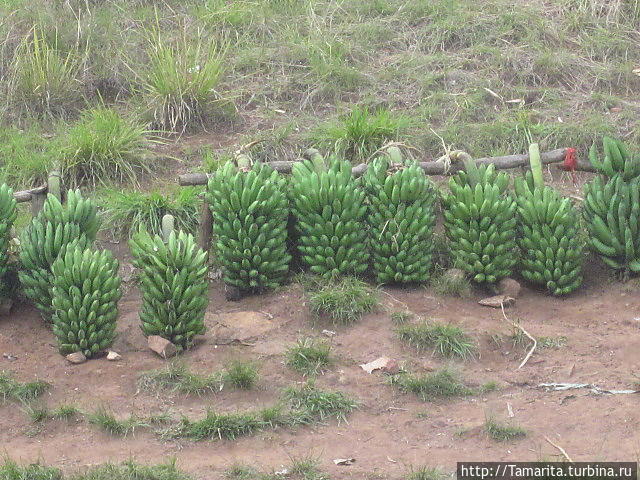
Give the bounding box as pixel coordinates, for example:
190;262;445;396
207;159;291;292
583;173;640;273
514;144;583;295
589;136;640;181
0;184;17;291
130;227;208;350
362;147;437;284
50;245;121;358
290;152;369;277
442;154;517;284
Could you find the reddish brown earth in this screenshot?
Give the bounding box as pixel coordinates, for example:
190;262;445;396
1;250;640;479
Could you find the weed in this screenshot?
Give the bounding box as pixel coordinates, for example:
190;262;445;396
397;321;476;360
60;107;151;187
99;187;200;238
224;463;258;479
0;371;49;403
0;126;54;188
10;27;80;117
430;269;472;298
138;362;222;396
390;368;472;401
287;456;330;480
175;410;263;441
141;26;227;132
479;381;500;394
316;106;410;162
87;408;149;437
222;360;259;390
405;466;447;480
485;416;527;442
306;276;378;325
286;338;332;376
71;460;190;480
0;459;62;480
23;404;50;423
538;336;567;349
283;381;357;423
391;311;413;325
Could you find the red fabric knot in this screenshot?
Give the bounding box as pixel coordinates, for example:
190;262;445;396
563;147;577;171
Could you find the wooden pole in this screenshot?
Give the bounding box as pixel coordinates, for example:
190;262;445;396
198;200;213;261
178;148;582;186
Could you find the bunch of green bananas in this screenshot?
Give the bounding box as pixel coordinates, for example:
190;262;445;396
290;153;369;277
19;191;98;318
583;173;640;273
362;147;437;284
514;172;583;295
130;228;208;350
51;245;121;358
443;162;517;284
0;184;17;290
589;136;640;181
207;161;291;291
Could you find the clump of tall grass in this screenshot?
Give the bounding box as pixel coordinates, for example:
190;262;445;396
316;106;410;162
59;107;151;187
10;27;81;117
306;275;378;325
100;186;200;238
142;27;227;132
0;126;54;188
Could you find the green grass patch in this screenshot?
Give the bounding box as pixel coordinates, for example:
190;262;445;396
391;311;413;325
87;408;150;437
283;381;357;423
99;186;200;238
222;360;259;390
306;276;378;325
0;371;49;404
138;362;222;396
0;459;62;480
430;269;472;298
485;416;527;442
0;126;55;189
405;466;447;480
397;321;476;360
390;367;472;402
286;338;332;376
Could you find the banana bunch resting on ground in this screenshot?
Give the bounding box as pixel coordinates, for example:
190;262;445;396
363;147;437;284
0;184;17;293
51;245;121;358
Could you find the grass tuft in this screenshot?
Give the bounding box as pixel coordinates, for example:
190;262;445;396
0;371;49;404
222;360;259;390
430;269;472;298
224;463;258;479
87;408;149;437
306;276;378;325
99;187;200;239
175;411;263;441
391;368;472;401
405;466;447;480
138;362;222;396
283;381;357;423
397;321;476;360
69;460;190;480
485;416;527;442
60;107;151;188
0;459;62;480
391;311;413;325
286;338;332;376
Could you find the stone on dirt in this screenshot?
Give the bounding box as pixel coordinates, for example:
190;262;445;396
497;278;521;298
478;294;515;308
106;351;122;361
209;311;275;344
360;356;398;374
66;352;87;364
147;335;177;359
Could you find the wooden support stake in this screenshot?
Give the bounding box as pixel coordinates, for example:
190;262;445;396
198;199;213;260
31;191;46;216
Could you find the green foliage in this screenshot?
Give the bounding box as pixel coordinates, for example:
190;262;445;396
130;229;208;350
291;153;369;277
397;321;475;360
317;106;410;162
222;360;259;390
87;408;150;437
10;27;80;117
430;269;472;297
363;147;437;284
283;381;357;423
405;466;447;480
100;187;200;239
60;107;151;188
142;29;226;132
51;246;121;358
443;162;518;284
207;161;290;291
588;136;640;181
286;338;332;376
0;126;54;188
19;191;98;319
583;174;640;273
485;416;527;441
0;185;17;293
391;368;472;401
0;460;62;480
306;275;378;324
0;371;49;403
138;362;222;396
515;172;583;295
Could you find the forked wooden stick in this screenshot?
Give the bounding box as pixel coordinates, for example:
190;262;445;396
500;302;537;369
544;435;574;463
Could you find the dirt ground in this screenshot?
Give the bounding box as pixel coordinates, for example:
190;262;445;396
1;241;640;479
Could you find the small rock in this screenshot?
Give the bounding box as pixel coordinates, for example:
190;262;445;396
66;352;87;364
478;295;515;308
322;329;336;337
106;351;121;361
148;335;177;359
443;268;466;282
2;353;17;362
225;284;242;302
360;356;399;375
497;278;521;299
